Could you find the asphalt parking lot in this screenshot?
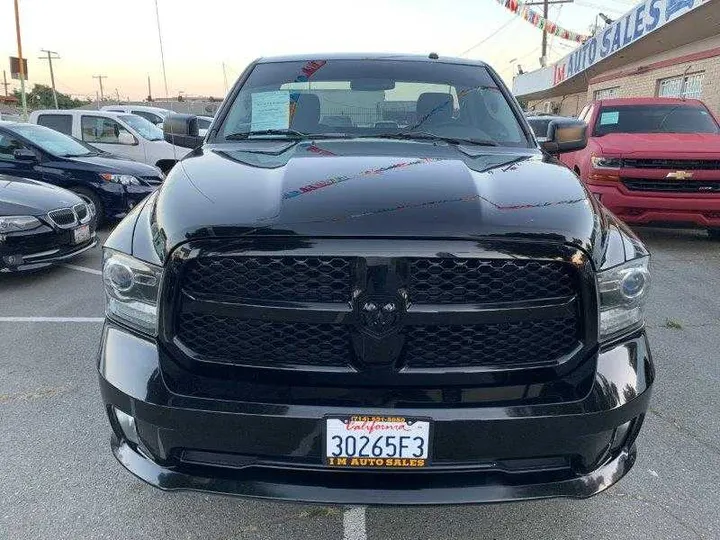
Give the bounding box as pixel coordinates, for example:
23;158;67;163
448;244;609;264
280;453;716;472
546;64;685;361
1;226;719;540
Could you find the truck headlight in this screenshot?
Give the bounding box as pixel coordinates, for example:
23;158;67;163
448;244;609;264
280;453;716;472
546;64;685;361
598;257;650;341
0;215;41;233
591;156;622;169
103;249;162;335
100;173;141;186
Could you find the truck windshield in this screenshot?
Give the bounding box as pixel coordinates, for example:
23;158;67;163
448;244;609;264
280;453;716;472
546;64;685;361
217;59;530;147
594;104;720;136
120;114;164;141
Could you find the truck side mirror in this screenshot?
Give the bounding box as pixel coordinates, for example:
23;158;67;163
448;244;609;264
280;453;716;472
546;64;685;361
163;113;203;149
540;119;587;154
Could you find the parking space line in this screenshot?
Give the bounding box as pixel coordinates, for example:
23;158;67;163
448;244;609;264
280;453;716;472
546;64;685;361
342;506;367;540
60;263;102;276
0;317;104;322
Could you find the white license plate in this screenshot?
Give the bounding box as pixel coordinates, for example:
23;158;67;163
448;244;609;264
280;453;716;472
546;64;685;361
325;416;431;468
72;224;91;244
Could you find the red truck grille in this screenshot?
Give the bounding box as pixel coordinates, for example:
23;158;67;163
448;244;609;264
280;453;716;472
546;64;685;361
621;179;720;193
622;158;720;170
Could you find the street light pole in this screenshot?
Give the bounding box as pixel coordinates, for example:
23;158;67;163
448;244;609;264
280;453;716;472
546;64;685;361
39;49;60;109
13;0;28;119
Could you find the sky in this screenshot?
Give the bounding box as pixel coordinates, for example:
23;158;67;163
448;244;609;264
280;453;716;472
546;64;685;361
0;0;640;101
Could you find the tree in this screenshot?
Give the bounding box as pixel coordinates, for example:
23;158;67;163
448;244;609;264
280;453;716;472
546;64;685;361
13;84;90;110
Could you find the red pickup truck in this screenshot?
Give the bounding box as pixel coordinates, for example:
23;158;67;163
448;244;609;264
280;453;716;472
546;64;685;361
562;97;720;238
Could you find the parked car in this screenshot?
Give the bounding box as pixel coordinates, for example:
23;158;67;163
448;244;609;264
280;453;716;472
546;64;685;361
29;109;188;173
561;97;720;238
1;174;96;271
526;114;573;142
99;53;653;505
100;105;173;127
0;121;163;224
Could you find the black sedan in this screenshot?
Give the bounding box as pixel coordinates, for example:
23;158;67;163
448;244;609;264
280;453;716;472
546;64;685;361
0;122;163;225
1;174;96;272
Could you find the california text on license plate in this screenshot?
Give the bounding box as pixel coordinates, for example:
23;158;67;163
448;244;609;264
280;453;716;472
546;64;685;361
325;416;431;468
73;224;91;244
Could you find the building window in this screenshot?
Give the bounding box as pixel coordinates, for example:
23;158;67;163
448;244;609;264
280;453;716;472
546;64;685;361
593;87;619;100
657;72;704;99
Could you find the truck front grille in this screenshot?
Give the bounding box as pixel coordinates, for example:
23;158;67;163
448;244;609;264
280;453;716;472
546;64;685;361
183;256;355;303
622;178;720;193
407;258;574;304
177;314;353;368
405;317;579;369
622;158;720;170
170;241;588;373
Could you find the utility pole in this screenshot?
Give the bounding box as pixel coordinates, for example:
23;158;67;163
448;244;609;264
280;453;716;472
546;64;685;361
92;75;107;102
525;0;574;67
147;75;153;101
1;71;9;97
115;88;121;103
13;0;28;119
38;49;60;108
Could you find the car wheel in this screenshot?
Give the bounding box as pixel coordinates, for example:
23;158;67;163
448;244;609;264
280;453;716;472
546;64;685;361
708;228;720;240
71;187;104;227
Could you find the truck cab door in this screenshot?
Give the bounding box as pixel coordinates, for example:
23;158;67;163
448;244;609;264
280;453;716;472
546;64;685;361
79;115;145;163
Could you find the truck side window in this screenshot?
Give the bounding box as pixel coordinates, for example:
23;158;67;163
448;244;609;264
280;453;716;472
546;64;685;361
81;116;131;144
36;114;73;136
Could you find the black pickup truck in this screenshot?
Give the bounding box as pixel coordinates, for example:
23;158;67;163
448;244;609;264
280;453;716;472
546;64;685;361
98;54;653;504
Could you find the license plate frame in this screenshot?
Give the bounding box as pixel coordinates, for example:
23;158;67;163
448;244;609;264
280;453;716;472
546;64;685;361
324;415;432;469
72;224;91;245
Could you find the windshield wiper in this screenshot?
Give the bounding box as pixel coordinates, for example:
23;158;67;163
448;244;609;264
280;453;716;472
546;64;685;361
62;151;98;157
361;132;499;146
225;129;354;141
226;129;308;140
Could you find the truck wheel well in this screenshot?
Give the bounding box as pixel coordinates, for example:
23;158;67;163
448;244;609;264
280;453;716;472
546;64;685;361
156;159;177;174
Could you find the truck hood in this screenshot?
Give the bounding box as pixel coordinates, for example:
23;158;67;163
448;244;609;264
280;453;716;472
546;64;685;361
595;133;720;157
0;174;82;216
152;139;599;256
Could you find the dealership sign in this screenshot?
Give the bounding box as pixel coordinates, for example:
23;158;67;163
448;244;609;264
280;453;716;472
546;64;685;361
513;0;708;96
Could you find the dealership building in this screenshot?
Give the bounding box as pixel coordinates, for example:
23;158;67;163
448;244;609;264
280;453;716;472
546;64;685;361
513;0;720;117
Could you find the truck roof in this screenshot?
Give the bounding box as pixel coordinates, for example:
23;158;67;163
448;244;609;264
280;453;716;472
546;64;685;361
595;97;706;107
256;53;488;67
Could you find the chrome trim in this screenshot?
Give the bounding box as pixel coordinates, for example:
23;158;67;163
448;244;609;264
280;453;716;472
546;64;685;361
46;203;92;229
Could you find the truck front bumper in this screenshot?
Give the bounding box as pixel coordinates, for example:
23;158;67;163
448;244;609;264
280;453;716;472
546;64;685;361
589;183;720;228
98;323;654;505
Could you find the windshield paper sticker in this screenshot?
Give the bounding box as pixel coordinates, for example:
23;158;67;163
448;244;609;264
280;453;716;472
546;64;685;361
599;111;619;125
251;91;290;131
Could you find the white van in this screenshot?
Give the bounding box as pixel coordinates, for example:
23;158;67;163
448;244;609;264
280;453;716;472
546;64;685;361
28;109;187;173
101;105;172;127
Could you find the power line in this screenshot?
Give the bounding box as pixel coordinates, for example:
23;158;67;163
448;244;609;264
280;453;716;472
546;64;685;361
459;17;516;57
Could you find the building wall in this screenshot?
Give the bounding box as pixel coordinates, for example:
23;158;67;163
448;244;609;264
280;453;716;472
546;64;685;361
526;35;720;117
527;92;586;117
588;35;720;114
